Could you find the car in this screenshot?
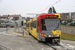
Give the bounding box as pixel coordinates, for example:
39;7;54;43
61;21;67;24
71;21;75;24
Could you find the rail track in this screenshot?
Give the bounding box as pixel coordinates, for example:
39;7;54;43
46;43;57;50
46;43;69;50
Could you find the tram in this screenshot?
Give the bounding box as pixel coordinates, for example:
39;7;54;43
26;13;61;43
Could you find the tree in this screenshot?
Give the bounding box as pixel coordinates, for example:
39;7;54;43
48;6;56;13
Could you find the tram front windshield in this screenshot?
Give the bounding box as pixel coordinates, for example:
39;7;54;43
41;19;60;31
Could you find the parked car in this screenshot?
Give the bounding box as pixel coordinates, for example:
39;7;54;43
61;21;67;24
71;21;75;24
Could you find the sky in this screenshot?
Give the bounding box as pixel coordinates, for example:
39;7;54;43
0;0;75;17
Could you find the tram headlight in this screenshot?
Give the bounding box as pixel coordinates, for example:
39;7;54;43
57;35;60;37
47;35;51;37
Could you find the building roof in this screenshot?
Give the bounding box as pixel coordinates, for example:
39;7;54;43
9;15;14;17
2;15;8;17
14;15;21;17
1;14;21;18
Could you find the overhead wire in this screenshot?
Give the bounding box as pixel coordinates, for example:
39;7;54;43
51;0;61;6
38;0;61;13
38;0;55;13
27;0;55;17
27;0;61;17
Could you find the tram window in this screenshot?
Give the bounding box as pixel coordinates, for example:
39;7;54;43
28;23;29;27
41;19;60;31
41;19;46;30
31;22;32;27
26;23;29;27
26;23;27;27
36;19;39;27
30;23;31;27
37;19;39;26
26;23;28;27
32;21;36;28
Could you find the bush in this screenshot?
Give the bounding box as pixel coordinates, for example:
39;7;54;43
70;23;75;26
61;23;67;25
67;19;73;21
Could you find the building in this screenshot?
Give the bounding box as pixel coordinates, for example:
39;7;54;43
22;17;26;20
8;15;14;20
60;13;70;20
26;17;33;22
60;12;75;20
0;14;22;27
1;15;9;19
0;14;22;20
71;12;75;18
8;14;22;20
13;15;22;20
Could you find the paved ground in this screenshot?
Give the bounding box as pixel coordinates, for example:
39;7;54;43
0;31;51;50
0;28;75;50
0;28;6;32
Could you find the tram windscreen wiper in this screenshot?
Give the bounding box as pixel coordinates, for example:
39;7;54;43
54;23;59;31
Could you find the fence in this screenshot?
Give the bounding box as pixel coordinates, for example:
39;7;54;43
61;25;75;35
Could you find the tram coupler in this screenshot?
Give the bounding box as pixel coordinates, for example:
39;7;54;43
52;39;60;44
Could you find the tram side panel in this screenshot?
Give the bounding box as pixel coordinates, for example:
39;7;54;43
27;18;38;40
30;18;39;40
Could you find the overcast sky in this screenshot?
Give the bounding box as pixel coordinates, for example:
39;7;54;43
0;0;75;17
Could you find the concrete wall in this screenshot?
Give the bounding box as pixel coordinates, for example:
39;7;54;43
61;25;75;35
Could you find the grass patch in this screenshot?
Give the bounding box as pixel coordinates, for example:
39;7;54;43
61;33;75;41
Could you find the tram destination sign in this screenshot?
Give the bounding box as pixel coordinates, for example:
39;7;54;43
46;15;58;18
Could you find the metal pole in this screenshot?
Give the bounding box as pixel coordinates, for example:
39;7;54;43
23;20;24;36
15;22;16;32
5;20;7;33
69;12;72;19
18;26;19;32
6;18;7;33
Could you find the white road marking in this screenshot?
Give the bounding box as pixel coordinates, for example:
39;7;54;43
60;42;65;46
65;44;75;49
52;46;62;49
60;42;75;50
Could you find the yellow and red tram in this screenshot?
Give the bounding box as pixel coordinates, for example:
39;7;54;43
26;13;61;43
